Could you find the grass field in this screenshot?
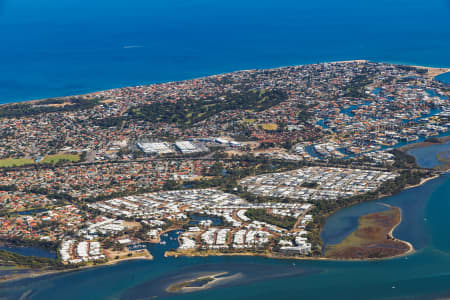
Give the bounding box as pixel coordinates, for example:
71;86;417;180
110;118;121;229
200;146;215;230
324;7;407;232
0;158;34;167
260;123;278;131
41;154;80;164
0;154;80;168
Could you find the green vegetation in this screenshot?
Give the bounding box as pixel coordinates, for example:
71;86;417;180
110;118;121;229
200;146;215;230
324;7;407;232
206;161;225;176
125;89;287;127
93;116;123;127
245;208;297;229
0;250;59;269
0;158;34;168
390;149;417;169
397;65;428;75
260;123;278;131
301;181;319;188
0;154;80;169
0;97;99;118
296;104;313;122
343;75;373;98
41;154;80;164
0;184;18;191
1;239;58;252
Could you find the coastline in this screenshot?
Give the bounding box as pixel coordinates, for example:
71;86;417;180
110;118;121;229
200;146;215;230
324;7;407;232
5;170;439;284
0;251;154;284
379;203;415;257
397;136;450;153
165;172;444;263
404;174;441;190
1;60;448;108
0;164;442;284
409;65;450;79
166;205;416;261
0;60;448;284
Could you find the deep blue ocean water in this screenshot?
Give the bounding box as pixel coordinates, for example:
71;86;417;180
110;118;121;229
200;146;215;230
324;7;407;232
1;0;450;103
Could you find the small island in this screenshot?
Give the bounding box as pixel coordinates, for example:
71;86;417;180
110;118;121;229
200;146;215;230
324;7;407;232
325;205;412;259
166;272;238;293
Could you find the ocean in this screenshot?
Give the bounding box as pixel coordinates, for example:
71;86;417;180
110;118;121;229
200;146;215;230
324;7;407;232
1;0;450;103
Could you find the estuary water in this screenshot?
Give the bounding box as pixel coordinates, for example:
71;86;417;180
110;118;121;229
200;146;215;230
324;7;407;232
1;139;450;299
322;139;450;249
408;140;450;168
0;246;56;260
0;174;449;300
1;0;450;103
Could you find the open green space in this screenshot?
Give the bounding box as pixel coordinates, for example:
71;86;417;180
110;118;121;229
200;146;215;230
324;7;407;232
96;89;287;128
0;158;34;168
0;250;59;269
0;154;80;168
41;154;80;164
245;208;297;230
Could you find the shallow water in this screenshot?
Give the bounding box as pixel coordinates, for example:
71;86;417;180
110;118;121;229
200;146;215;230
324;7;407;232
0;174;449;300
408;141;450;168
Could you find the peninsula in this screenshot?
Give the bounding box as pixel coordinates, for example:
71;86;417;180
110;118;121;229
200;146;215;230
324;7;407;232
0;61;449;280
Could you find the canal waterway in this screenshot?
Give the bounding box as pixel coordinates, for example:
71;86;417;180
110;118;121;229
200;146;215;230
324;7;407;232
0;170;449;300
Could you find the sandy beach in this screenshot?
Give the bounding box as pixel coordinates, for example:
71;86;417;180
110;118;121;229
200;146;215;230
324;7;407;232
409;65;450;79
379;203;415;256
407;174;441;190
166;271;242;293
0;60;446;109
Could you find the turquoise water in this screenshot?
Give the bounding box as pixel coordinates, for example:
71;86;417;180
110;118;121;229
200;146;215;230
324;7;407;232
1;0;450;103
